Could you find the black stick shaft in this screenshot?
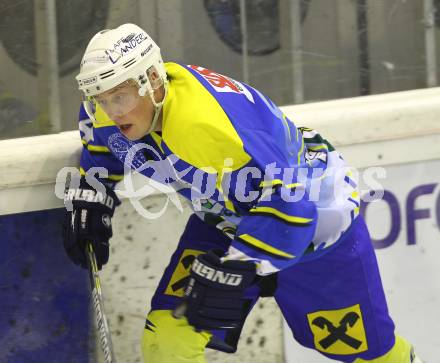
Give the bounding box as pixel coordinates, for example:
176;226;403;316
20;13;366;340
86;243;117;363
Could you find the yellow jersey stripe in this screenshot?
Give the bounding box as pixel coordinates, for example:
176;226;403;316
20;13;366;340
307;144;328;151
107;174;124;182
80;167;124;182
93;104;117;128
259;179;283;188
285;182;302;189
297;134;304;165
150;132;165;154
259;180;303;191
216;168;237;214
93;120;117;128
249;206;313;225
82;140;111;153
351;191;360;200
237;233;295;259
282;114;292;142
224;199;237;213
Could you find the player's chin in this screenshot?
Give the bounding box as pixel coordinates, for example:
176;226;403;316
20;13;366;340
119;124;141;140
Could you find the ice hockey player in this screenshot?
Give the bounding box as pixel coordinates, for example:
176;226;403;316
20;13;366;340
63;23;423;363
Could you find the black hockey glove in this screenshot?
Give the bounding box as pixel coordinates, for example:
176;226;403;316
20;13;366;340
63;177;120;270
177;249;256;331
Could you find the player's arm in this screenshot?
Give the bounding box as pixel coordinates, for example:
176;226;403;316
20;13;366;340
174;127;316;331
62;105;124;270
179;169;317;331
228;175;318;275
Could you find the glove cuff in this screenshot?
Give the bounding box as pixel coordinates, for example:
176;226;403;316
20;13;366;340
64;177;120;215
191;251;256;290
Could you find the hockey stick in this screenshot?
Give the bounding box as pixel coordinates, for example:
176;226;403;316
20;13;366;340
85;242;117;363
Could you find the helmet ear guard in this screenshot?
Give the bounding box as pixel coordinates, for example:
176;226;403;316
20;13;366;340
137;75;148;97
138;87;147;97
137;63;165;96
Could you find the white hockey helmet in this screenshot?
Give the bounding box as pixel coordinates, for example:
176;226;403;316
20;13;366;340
76;23;168;133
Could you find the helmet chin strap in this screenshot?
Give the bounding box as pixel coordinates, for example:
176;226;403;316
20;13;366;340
139;80;168;135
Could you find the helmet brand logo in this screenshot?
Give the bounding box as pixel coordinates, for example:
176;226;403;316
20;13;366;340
105;50;120;64
83;76;97;86
112;33;147;57
122;33;136;43
141;44;153;57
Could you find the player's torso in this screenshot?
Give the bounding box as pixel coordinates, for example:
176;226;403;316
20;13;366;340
91;62;360;256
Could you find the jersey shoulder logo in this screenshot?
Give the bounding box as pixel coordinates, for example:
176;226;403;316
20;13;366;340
305;149;327;164
79;118;94;143
188;65;254;103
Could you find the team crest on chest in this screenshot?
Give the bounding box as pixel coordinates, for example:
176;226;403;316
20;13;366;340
108;133;147;169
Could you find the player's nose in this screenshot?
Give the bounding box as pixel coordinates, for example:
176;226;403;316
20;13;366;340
106;103;126;119
109;110;127;124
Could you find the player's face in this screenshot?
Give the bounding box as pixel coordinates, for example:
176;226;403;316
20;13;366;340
94;81;163;140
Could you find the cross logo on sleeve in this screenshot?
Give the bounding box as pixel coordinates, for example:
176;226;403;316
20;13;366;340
307;304;368;355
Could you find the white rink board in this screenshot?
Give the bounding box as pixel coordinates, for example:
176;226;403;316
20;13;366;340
284;159;440;362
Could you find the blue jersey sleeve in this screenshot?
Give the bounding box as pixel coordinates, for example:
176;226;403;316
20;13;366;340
78;105;124;186
227;129;318;275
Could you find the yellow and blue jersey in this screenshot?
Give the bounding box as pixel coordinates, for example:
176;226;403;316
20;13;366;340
78;62;359;275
